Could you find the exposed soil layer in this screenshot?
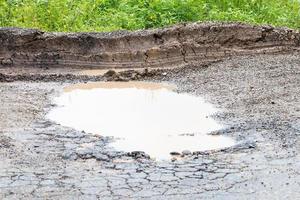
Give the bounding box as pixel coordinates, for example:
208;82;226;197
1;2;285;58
0;23;299;199
1;22;300;69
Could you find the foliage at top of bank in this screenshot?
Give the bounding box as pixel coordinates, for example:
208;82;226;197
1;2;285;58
1;0;300;32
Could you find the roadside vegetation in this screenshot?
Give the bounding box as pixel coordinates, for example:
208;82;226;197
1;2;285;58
1;0;300;32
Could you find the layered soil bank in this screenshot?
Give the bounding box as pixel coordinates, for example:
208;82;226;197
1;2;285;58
1;22;300;69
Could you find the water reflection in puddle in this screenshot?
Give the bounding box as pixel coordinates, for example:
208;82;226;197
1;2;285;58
47;81;235;160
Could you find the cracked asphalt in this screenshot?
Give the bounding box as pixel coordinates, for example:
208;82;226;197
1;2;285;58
0;54;299;199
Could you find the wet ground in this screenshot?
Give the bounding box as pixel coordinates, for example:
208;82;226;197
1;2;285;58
0;53;299;199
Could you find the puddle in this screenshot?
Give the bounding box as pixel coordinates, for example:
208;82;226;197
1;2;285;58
47;81;235;160
63;81;174;92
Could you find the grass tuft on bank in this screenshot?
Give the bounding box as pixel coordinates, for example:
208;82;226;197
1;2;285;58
1;0;300;32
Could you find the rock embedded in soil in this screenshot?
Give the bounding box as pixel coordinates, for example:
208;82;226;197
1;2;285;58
182;150;192;156
170;151;181;156
127;151;150;159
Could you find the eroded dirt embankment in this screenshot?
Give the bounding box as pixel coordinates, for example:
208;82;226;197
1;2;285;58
1;22;300;69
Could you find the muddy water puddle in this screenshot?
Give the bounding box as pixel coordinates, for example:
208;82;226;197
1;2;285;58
47;81;235;160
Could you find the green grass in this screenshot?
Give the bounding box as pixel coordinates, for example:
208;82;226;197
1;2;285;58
1;0;300;32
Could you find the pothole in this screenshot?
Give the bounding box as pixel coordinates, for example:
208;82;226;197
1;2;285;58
47;81;235;160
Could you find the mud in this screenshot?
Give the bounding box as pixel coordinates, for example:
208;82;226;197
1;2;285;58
0;23;299;199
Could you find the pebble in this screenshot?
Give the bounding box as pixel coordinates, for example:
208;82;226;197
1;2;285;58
170;151;181;156
182;150;192;156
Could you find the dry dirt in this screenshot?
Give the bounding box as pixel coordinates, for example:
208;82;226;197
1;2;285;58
0;23;299;199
